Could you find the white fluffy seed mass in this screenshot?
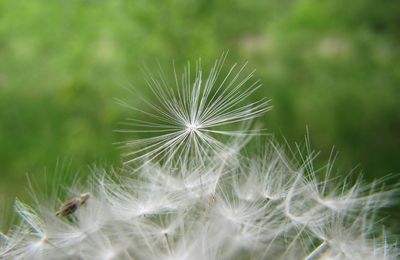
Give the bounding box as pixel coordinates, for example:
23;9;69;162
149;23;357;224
1;56;398;260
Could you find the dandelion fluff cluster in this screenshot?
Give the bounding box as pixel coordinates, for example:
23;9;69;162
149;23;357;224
1;57;398;259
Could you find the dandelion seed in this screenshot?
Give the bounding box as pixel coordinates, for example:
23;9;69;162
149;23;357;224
55;193;91;217
117;54;271;166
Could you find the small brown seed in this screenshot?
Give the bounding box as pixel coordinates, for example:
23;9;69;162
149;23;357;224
56;193;91;217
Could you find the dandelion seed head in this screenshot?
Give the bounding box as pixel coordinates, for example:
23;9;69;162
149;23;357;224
2;57;398;260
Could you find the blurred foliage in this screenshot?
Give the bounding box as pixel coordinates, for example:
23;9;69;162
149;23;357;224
0;0;399;228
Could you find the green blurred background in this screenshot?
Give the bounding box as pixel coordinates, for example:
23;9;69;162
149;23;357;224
1;0;399;227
